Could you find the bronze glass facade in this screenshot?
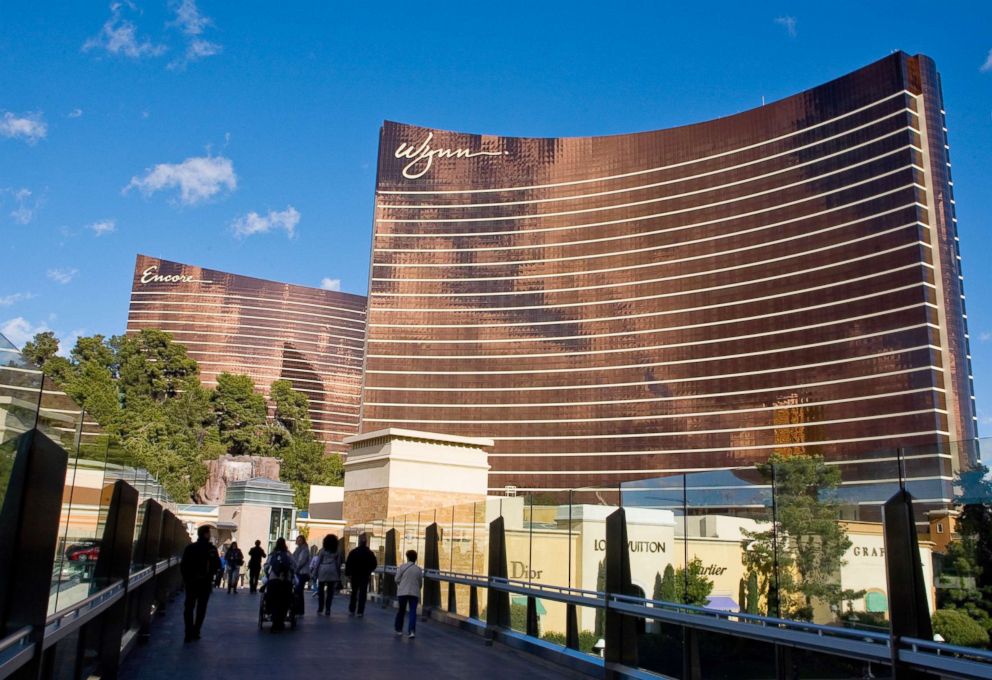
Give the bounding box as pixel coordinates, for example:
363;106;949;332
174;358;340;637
363;53;976;496
127;254;366;455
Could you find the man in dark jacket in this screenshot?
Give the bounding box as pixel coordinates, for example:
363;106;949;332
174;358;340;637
180;525;221;642
344;535;378;617
247;540;266;594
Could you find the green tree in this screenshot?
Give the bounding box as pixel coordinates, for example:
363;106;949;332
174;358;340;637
594;559;605;637
742;453;853;620
269;380;343;509
932;608;990;648
746;570;759;614
674;558;714;606
113;329;200;403
211;372;268;457
21;331;59;368
658;564;677;602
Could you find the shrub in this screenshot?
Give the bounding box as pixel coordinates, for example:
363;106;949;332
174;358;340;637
540;630;600;653
932;608;990;648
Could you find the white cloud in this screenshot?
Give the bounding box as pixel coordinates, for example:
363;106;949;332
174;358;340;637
319;278;341;292
172;0;211;35
0;292;34;307
231;206;300;239
83;3;167;59
0;317;49;349
47;268;78;285
125;155;236;205
168;0;221;69
0;317;84;355
981;49;992;73
68;108;84;118
980;331;992;343
5;187;40;224
88;219;117;236
0;111;47;144
774;16;797;38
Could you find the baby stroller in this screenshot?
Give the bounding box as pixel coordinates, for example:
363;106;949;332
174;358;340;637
259;575;297;631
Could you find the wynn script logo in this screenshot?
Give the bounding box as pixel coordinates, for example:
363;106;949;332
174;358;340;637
394;132;508;179
140;266;213;285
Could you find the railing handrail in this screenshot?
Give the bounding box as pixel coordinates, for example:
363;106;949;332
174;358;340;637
900;635;992;660
0;627;32;655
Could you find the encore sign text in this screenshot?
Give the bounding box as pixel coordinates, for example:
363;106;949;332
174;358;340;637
140;266;213;286
394;132;508;179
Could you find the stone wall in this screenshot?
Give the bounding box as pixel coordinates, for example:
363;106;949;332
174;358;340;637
197;455;281;504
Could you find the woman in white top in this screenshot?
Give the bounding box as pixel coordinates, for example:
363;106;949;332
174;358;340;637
394;549;424;638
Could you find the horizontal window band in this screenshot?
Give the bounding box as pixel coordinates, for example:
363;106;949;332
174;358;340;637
482;413;943;440
371;201;925;282
128;307;365;335
367;304;932;350
376;157;923;225
489;429;950;456
366;264;932;314
365;343;939;378
368;290;938;331
365;323;934;368
361;365;942;395
128;291;366;318
379;121;917;211
379;90;915;196
369;234;927;300
361;387;939;424
373;177;926;258
194;358;363;376
127;325;366;348
379;143;918;226
361;366;939;405
153;339;363;364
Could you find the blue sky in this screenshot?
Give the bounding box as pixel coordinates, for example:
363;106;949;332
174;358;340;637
1;1;990;431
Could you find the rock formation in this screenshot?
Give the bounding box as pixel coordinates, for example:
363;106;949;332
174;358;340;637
197;455;281;504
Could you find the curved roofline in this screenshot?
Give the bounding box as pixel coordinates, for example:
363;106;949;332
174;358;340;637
382;51;920;143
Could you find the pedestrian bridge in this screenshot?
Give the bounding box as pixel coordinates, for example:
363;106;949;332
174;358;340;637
117;588;574;680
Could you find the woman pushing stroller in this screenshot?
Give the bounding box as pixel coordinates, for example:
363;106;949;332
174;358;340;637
261;537;296;632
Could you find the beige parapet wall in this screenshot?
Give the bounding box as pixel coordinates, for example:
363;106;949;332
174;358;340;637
342;428;493;522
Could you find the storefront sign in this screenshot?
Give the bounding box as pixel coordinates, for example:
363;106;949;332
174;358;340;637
593;539;666;554
852;546;885;558
394;132;508;179
510;560;544;580
140;265;213;285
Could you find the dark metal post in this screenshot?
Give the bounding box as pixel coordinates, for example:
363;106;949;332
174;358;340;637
92;480;139;680
133;500;163;640
605;507;637;677
486;516;510;630
447;582;458;614
565;603;580;650
382;528;397;605
526;596;539;637
883;488;938;680
0;430;68;680
469;586;480;620
423;523;441;612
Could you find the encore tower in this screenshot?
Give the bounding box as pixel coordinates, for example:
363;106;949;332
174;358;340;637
128;254;367;455
362;53;975;496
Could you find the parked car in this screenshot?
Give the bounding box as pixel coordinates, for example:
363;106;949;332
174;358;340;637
65;542;100;562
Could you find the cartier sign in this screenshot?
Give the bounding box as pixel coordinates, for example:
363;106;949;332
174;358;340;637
394;132;508;179
140;265;213;285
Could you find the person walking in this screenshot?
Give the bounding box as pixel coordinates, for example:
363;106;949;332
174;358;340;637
345;535;378;617
247;540;266;594
224;542;244;593
292;535;311;616
394;550;424;639
180;525;221;642
264;538;295;632
315;534;342;616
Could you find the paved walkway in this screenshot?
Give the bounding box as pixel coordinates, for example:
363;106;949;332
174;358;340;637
120;588;576;679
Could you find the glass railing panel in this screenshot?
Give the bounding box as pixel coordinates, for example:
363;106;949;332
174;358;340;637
930;439;991;649
528;491;572;643
567;484;615;648
502;493;532;633
769;449;901;630
0;334;43;449
49;431;111;614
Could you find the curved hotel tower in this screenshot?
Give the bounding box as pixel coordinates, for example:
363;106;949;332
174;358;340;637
362;52;975;497
127;255;366;455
